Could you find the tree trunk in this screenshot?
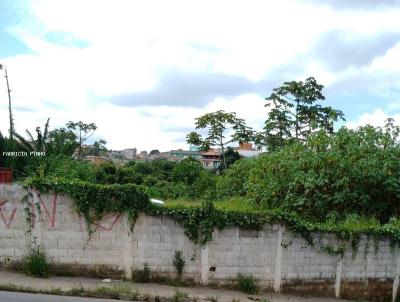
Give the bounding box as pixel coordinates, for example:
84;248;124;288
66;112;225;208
220;139;227;171
4;68;14;141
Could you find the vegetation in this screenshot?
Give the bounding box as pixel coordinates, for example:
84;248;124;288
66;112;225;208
22;245;51;278
172;250;186;279
236;273;258;294
133;263;151;283
2;75;400;256
259;77;345;151
173;290;189;302
186;110;255;168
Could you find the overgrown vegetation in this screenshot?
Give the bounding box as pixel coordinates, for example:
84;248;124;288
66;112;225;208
22;245;51;278
133;263;151;283
3;76;400;256
173;250;186;279
236;274;258;294
173;290;189;302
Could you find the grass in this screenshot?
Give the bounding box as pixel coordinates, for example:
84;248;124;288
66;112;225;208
165;197;263;213
22;245;51;278
132;263;151;283
95;284;139;300
0;283;139;301
165;198;400;236
236;274;258;294
173;290;189;302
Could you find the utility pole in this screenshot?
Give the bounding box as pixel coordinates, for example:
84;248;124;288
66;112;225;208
0;64;14;141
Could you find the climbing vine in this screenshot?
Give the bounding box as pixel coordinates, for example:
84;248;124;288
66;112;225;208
24;178;400;256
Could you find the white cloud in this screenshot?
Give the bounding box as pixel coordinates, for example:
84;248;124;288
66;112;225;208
2;0;400;151
346;108;400;129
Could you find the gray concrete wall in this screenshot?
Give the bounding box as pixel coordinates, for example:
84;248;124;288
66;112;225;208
0;184;399;300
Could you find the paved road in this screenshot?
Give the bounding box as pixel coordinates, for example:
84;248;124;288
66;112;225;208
0;291;132;302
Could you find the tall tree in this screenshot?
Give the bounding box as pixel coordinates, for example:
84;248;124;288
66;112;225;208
14;118;50;152
218;147;241;172
0;64;14;141
46;127;78;157
66;121;97;159
84;139;107;156
261;77;345;151
186;110;254;169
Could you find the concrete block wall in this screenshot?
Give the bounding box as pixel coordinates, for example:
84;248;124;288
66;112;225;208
1;184;399;301
207;226;278;286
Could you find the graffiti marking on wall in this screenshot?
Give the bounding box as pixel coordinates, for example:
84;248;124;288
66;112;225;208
0;198;17;229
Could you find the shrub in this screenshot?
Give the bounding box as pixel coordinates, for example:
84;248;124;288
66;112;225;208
172;250;185;278
236;273;258;294
247;126;400;222
22;245;51;278
133;263;151;283
173;290;189;302
216;158;257;199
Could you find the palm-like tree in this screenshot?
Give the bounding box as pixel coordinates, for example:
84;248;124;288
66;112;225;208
14;118;50;152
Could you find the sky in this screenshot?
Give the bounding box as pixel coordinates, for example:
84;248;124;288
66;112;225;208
1;0;400;151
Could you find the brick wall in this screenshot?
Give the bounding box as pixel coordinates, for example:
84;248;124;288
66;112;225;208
1;184;399;301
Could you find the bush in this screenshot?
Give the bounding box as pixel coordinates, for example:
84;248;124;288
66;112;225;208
22;245;51;277
216;158;257;199
133;263;151;283
237;273;258;294
172;250;185;278
247;126;400;222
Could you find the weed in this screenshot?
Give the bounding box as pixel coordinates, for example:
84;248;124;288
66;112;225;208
133;262;151;283
237;273;258;294
22;245;51;277
173;250;186;278
174;290;189;302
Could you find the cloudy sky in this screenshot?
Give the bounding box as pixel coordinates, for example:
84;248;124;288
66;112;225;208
1;0;400;151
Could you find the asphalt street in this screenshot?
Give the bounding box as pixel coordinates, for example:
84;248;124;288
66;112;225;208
0;291;133;302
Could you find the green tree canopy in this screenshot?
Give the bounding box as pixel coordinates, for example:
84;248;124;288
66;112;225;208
260;77;345;151
247;119;400;222
186;110;254;168
66;121;97;158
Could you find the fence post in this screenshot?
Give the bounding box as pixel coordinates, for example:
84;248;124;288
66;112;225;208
274;224;284;292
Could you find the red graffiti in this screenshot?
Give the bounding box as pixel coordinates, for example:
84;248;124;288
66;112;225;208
96;213;121;231
32;189;58;229
0;198;17;229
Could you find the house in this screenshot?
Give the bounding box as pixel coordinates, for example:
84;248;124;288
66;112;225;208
83;155;108;165
159;149;202;161
235;143;262;158
200;149;221;170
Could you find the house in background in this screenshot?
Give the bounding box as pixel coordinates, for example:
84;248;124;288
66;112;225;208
235;143;262;158
200;149;222;170
159;148;202;161
83;155;108;166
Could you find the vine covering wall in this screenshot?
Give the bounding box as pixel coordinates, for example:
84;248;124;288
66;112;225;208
1;182;400;301
25;178;400;252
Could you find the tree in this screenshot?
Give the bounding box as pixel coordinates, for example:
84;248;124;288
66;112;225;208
66;121;97;159
261;77;345;151
248;119;400;222
84;139;107;156
218;147;241;172
0;64;15;141
150;149;160;155
172;157;203;185
186;110;254;169
14;118;50;152
46;127;78;157
0;131;6;166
